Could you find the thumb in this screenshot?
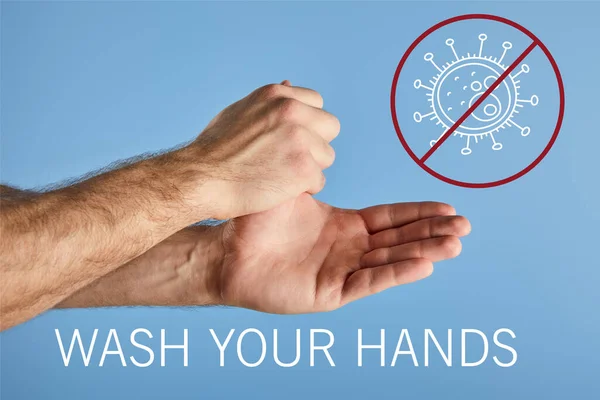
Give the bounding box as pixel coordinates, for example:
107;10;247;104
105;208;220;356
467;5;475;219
280;80;292;86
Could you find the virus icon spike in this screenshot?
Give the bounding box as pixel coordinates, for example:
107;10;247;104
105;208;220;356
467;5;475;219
446;38;460;61
424;52;443;72
490;132;503;151
518;95;539;106
508;119;531;137
512;64;530;79
461;136;472;155
498;41;512;65
478;33;487;57
414;111;435;122
413;33;538;155
414;79;433;91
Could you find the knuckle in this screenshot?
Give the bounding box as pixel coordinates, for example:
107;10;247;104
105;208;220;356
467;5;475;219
278;97;301;121
258;83;283;99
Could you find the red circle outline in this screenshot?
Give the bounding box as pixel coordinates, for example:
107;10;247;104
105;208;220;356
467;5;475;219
390;14;565;188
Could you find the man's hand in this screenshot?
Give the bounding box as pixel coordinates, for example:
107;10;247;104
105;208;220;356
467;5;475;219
0;81;339;329
219;194;470;313
60;196;470;314
184;81;339;219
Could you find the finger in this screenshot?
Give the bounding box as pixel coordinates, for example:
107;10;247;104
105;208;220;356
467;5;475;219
359;202;456;234
306;162;326;195
304;131;335;169
361;236;462;268
271;95;339;141
368;215;470;250
282;85;324;109
294;104;340;142
342;258;433;305
257;83;323;109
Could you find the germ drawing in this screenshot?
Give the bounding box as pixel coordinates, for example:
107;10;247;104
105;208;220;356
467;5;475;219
413;33;538;155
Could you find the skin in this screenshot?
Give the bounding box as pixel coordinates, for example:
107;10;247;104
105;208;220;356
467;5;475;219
60;195;470;313
0;81;337;330
1;80;470;330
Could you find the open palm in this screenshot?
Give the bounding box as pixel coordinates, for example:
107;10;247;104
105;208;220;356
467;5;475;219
219;193;470;313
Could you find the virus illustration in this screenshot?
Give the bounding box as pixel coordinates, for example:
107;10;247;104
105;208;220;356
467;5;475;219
413;33;538;155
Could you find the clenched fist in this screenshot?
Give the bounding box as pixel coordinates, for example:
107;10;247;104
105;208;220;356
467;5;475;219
183;81;340;219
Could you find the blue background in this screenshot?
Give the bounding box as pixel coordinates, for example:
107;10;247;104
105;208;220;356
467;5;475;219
1;1;599;399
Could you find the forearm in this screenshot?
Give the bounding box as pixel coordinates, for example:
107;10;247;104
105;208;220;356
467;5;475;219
0;185;36;199
1;81;337;327
0;148;219;329
56;225;225;308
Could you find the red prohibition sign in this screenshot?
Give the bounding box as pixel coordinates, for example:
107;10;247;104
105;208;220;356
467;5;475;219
390;14;565;188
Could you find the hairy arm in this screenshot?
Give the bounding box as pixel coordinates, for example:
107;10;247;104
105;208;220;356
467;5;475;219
56;224;225;309
0;185;35;199
1;82;338;329
55;197;470;314
0;150;220;330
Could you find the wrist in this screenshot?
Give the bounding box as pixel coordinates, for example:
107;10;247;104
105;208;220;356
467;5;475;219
170;145;234;221
129;223;226;307
186;223;226;306
56;224;226;309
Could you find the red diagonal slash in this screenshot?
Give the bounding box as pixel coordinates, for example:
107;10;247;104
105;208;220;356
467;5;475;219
420;41;539;163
